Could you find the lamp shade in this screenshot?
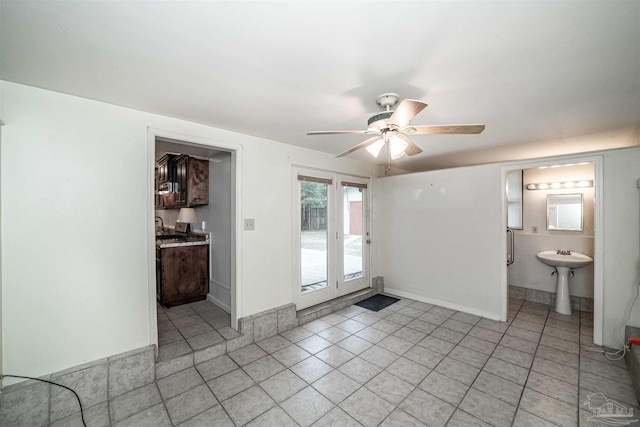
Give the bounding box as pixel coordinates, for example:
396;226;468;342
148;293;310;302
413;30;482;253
389;135;407;160
177;207;197;225
365;138;385;158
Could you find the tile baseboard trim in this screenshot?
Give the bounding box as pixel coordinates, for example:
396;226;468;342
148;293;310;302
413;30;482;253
509;285;594;312
296;277;385;325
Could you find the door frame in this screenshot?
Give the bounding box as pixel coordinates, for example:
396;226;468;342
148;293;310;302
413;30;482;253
147;127;244;350
291;166;372;310
500;153;603;345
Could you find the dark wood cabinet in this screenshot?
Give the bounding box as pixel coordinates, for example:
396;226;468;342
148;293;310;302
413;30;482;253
155;154;209;209
174;155;209;208
157;245;209;307
156;154;175;185
174;155;188;207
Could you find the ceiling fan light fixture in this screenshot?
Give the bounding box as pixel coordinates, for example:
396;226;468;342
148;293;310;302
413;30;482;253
389;135;408;160
365;138;385;158
307;92;485;163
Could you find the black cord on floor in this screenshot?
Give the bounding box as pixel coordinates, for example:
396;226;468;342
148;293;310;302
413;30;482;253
1;374;87;427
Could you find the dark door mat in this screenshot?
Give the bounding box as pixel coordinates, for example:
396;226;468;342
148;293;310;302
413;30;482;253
355;294;400;312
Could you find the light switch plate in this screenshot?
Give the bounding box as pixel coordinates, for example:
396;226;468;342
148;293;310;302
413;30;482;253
244;218;255;231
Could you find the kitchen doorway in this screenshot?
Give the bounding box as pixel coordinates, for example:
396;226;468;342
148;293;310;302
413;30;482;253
147;128;242;352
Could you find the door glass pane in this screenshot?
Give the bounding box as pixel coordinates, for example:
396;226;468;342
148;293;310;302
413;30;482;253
343;186;364;281
300;181;328;293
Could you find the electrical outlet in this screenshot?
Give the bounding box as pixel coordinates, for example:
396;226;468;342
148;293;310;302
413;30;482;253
244;218;255;231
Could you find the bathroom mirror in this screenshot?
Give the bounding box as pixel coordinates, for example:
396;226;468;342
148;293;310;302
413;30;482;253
506;170;523;230
547;194;583;231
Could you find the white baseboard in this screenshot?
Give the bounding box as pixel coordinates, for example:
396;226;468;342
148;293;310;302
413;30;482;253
210;278;231;291
207;293;231;314
384;288;501;321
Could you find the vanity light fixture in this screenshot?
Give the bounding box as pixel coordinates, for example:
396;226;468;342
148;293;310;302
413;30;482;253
526;180;594;190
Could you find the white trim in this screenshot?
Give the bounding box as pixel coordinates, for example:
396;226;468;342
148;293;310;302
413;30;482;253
290;163;371;180
207;293;231;314
146;129;158;352
593;156;604;346
499;170;509;322
146;127;243;336
385;288;502;321
500;153;603;345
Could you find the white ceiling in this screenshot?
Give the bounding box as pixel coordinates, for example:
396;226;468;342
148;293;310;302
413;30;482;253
2;1;639;172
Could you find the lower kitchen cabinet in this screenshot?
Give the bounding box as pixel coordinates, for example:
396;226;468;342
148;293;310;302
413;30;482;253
156;245;209;307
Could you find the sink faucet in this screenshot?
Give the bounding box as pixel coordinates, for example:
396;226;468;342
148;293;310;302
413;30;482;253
155;216;164;231
556;249;572;255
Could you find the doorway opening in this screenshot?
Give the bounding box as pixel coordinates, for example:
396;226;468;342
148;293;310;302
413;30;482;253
147;129;242;360
502;156;602;344
292;167;371;310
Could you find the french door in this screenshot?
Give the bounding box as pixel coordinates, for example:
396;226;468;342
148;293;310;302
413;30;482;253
292;168;370;310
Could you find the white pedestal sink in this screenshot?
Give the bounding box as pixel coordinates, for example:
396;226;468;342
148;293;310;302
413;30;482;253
536;250;593;315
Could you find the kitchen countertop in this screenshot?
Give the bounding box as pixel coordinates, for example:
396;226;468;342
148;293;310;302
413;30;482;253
156;231;210;249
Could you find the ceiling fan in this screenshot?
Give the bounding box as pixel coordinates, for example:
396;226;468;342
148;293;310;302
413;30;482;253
307;93;485;161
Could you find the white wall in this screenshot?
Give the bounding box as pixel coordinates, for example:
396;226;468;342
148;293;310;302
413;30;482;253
0;81;379;381
509;164;595;297
377;164;505;319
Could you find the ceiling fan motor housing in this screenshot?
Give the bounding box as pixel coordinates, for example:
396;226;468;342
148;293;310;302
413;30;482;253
368;111;394;129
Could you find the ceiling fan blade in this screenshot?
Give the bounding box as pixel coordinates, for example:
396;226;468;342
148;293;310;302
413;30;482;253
410;124;485;135
336;136;380;158
387;99;428;128
395;134;423;156
307;130;371;135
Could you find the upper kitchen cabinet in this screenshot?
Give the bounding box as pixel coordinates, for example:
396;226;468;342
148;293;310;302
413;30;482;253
173;155;209;208
157;154;176;186
155;154;209;209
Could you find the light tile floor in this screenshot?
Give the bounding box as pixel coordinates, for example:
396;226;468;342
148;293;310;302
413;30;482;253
106;295;638;426
157;300;237;362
